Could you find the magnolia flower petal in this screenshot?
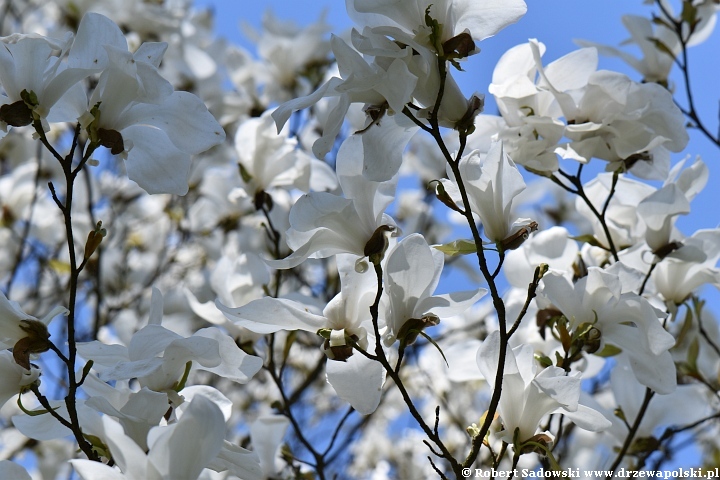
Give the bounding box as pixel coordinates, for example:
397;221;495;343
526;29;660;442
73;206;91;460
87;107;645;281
415;289;486;319
627;349;677;395
69;12;127;69
71;460;127;480
250;415;290;478
193;327;263;383
557;404;612;432
0;461;31;480
13;403;99;441
185;289;235;327
133;42;168;68
534;367;581;411
177;385;234;422
445;339;484;382
358;115;418;182
122;124;192;195
128;325;182;360
76;342;130;373
209;442;263;480
216;297;327;334
453;0;527;41
385;233;438;320
97;415;150;478
147;396;225;480
120;92;225;154
326;348;386;414
272;77;344;132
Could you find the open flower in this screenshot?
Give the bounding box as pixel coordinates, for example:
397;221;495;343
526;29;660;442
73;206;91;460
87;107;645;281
267;134;399;270
217;254;386;414
576;15;679;86
477;331;610;446
77;289;262;397
272;32;419;162
0;30;88;137
440;141;533;246
347;0;527;55
77;13;225;195
539;267;677;393
383;233;485;346
71;396;248;480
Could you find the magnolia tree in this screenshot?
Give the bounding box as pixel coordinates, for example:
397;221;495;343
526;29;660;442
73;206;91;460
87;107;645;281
0;0;719;478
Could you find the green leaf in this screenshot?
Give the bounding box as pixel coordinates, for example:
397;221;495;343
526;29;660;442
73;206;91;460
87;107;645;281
433;239;477;256
418;330;448;367
535;353;553;368
546;449;562;471
647;37;676;60
283;331;297;361
681;1;698;28
17;396;60;417
172;361;193;392
596;344;622;357
238;163;253;184
651;14;675;31
569;234;605;249
687;337;700;373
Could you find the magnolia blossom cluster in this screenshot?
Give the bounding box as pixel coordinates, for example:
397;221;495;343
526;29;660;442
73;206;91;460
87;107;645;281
0;0;719;479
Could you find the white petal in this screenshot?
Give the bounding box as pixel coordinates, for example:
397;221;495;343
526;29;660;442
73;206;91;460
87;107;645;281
122;124;192;195
558;404;612;432
216;297;327;334
119;92;224;154
147;396;225;480
250;415;290;478
326;349;385;414
69;12;126;69
0;460;32;480
193;327;263;383
71;460;127;480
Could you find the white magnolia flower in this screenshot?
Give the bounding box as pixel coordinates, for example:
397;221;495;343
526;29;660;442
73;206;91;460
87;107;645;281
0;290;67;350
539;267;677;394
218;254;386;414
576;15;679;85
233;110;315;198
77;13;225;195
71;396;248;480
0;26;89;136
504;226;579;290
272;32;419;162
487;41;593;171
476;330;610;445
653;229;720;305
440;141;532;246
383;233;485;346
346;0;527;54
488;40;688;178
637;156;708;254
77;289;262;395
267;134;400;269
